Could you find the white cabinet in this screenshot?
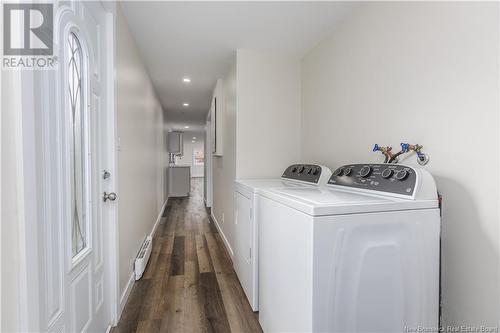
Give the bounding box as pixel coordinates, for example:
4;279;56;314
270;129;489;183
234;190;255;309
168;166;190;197
167;131;183;155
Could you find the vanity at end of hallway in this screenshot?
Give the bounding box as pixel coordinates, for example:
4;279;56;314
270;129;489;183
168;165;191;197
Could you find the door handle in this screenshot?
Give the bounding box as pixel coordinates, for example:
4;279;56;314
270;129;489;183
103;192;117;202
103;170;111;179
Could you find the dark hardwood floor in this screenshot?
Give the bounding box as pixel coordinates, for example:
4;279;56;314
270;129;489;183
113;178;262;333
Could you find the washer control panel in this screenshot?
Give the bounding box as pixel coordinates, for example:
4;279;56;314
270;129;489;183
328;164;417;196
282;164;323;184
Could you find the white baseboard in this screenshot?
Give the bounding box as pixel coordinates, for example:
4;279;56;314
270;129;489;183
150;197;169;238
210;211;234;258
117;197;169;320
119;272;134;316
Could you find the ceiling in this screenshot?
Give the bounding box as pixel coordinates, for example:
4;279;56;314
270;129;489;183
120;2;357;133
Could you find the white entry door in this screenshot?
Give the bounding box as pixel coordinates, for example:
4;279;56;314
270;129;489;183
40;2;117;332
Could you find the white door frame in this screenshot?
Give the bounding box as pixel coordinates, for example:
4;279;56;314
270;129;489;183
9;2;120;331
205;112;213;208
100;1;120;326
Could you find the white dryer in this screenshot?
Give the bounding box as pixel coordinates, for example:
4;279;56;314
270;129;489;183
234;164;332;311
257;163;440;333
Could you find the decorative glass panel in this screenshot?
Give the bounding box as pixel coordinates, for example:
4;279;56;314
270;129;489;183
68;33;88;257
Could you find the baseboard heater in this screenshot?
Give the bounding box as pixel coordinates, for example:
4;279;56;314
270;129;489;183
134;236;152;280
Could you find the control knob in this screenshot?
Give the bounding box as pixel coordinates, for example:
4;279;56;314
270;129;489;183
312;167;320;176
298;166;305;173
344;167;352;176
395;170;409;181
359;166;373;178
381;168;394;179
334;167;345;177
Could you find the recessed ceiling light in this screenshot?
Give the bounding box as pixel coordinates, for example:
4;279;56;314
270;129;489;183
192;137;196;140
184;126;189;129
183;103;189;107
183;77;191;83
192;140;196;143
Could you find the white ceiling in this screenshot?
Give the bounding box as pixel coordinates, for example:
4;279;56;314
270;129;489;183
120;2;357;132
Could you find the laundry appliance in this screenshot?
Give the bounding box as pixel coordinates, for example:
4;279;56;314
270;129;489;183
257;163;440;332
234;164;332;311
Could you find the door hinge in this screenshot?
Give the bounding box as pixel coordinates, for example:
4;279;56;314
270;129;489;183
249;247;252;259
250;208;253;219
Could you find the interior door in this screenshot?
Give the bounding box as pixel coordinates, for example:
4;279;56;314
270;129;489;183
47;2;115;332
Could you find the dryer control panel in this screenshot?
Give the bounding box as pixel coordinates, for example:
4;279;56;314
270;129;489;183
282;164;324;184
328;164;417;196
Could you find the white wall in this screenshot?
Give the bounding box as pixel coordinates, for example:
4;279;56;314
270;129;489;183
236;50;301;179
301;2;499;327
212;58;237;257
116;8;167;301
176;134;205;177
212;50;302;258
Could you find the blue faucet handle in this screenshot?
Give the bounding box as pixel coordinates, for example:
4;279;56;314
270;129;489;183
400;143;410;152
373;144;380;152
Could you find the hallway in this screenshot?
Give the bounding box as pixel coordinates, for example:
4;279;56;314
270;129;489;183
114;179;262;333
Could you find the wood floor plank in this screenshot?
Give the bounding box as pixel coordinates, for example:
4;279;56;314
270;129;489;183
136;319;161;333
218;273;263;333
155;219;167;239
118;279;151;329
198;215;213;235
192;213;202;235
159;275;185;332
200;272;231;333
111;322;137;333
139;268;169;321
163;211;178;237
183;261;207;333
113;178;262;333
160;235;175;256
175;215;186;236
170;236;185;276
142;235;163;280
195;234;213;273
154;244;171;281
140;237;174;320
184;233;197;263
205;233;233;274
150;274;171;320
183;211;191;232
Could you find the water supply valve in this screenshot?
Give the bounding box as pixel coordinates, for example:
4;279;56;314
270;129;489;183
412;144;429;165
373;144;393;163
400;143;429;165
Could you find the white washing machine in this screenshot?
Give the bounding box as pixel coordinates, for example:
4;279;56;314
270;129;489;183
257;163;440;333
234;164;332;311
